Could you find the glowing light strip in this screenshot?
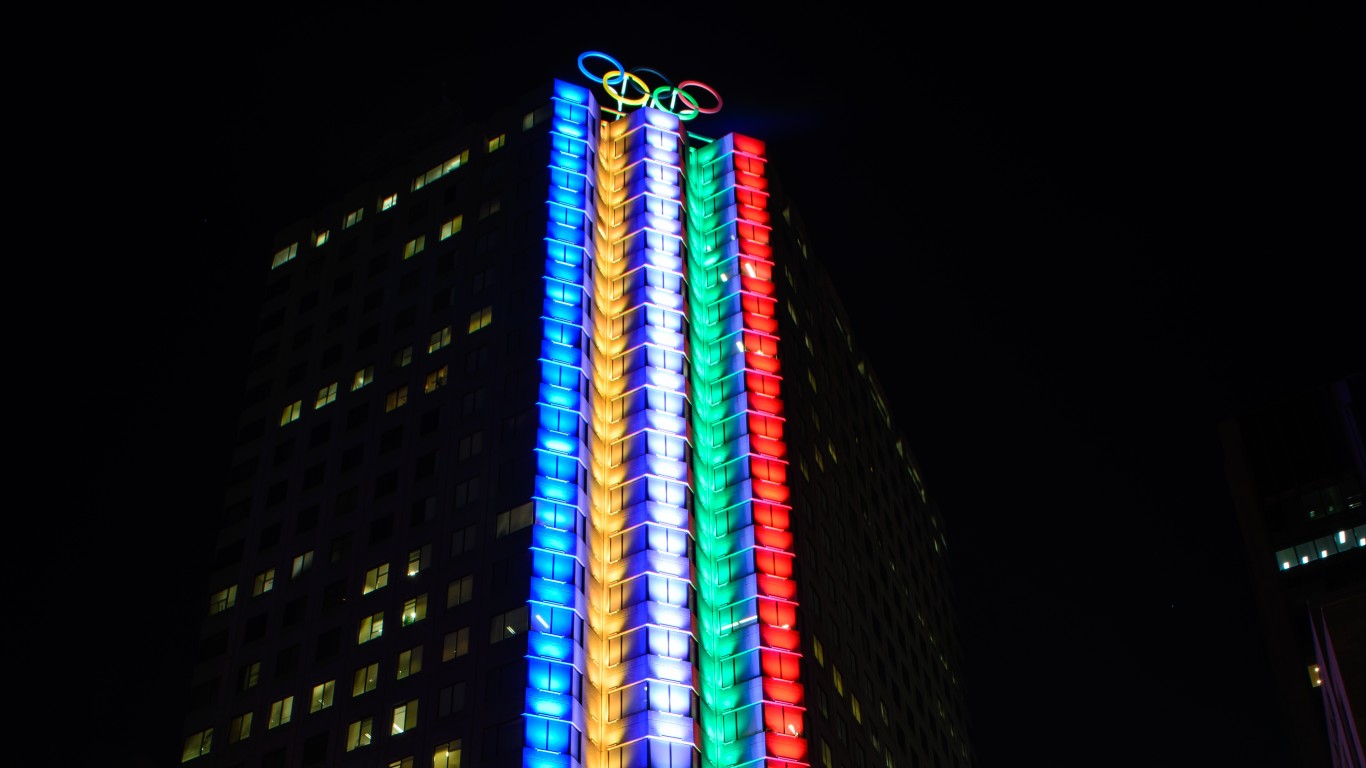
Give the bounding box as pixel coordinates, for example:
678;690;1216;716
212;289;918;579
524;80;597;767
586;104;698;767
687;134;807;767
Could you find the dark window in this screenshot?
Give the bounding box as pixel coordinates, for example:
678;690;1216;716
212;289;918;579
326;307;348;331
296;504;319;534
341;444;364;472
415;450;438;479
320;343;343;369
259;522;282;550
347;403;369;430
298;290;319;313
303;463;324;490
379;426;404;454
357;323;379;350
266;481;288;507
420;407;442;435
309;422;331;449
329;534;351;564
243;613;267;643
274;644;300;680
272;439;296;467
335;488;358;518
314;626;342;660
283;597;307;627
286;361;307;385
393;305;417;332
301;732;329;767
374;469;399;499
368;513;393;545
322;580;346;611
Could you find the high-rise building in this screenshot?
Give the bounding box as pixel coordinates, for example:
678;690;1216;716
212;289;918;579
1222;372;1366;768
178;59;973;768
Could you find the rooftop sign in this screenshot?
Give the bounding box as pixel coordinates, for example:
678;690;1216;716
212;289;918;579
577;51;722;121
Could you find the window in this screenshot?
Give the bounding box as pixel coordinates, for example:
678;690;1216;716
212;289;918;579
495;502;533;538
833;665;844;696
442;627;470;661
346;717;373;751
446;575;473;608
489;604;528;644
393;346;413;368
353;662;379;696
310;680;335;713
821;739;833;768
181;728;212;762
423;365;448;393
315;382;338;409
433;740;462;768
428;326;452;353
402;594;427;626
407;545;430;576
208;585;237;615
391;699;419;734
439;214;463;240
280;400;303;426
252;568;276;596
352;365;374;391
384;386;409;413
358;611;384;644
364;563;390;594
881;699;890;726
240;661;260;690
458;431;483;460
389;759;415;768
402;235;425;259
315;230;330;247
397;646;423;679
270;242;299;270
522;104;551;130
343;207;364;229
228;712;252;743
451;523;478;555
813;635;825;667
291;551;314;578
472;267;494;292
267;696;294;729
467;305;493;333
478;197;501;219
487;133;506;152
381;193;398;211
411;150;469;191
852;694;862;723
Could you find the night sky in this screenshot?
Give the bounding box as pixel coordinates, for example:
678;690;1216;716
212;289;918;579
40;8;1361;767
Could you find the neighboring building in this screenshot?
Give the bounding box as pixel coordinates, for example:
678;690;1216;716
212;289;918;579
1223;372;1366;768
178;62;973;768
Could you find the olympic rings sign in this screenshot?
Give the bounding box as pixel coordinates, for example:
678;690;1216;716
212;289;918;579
577;51;722;121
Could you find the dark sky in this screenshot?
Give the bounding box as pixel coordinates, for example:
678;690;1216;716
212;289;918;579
41;8;1361;767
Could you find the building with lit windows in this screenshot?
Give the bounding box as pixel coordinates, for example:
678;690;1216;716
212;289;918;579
178;61;974;768
1222;372;1365;768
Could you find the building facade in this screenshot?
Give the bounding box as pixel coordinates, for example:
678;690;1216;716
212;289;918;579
179;63;973;768
1223;372;1366;768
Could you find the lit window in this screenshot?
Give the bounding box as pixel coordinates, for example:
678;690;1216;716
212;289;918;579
391;699;419;734
252;568;275;596
315;230;330;247
439;214;463;240
402;235;425;259
363;563;390;594
352;365;374;391
208;585;237;615
821;739;832;768
433;740;462;768
343;207;364;229
228;712;252;743
428;326;452;353
380;193;398;211
487;133;506;152
402;594;428;626
827;440;838;463
396;646;423;680
280;400;303;426
478;197;500;219
393;346;412;368
384;386;409;413
267;696;294;729
358;611;384;644
240;661;260;690
813;635;825;667
315;382;338;409
808;370;818;393
442;627;470;661
181;728;213;762
271;242;298;269
310;680;335;713
411;150;469;191
522;104;552;130
495;502;533;538
352;662;379;696
885;747;895;768
852;694;862;723
423;365;448;394
489;604;528;644
346;717;373;751
1309;663;1323;688
406;545;429;577
291;551;314;578
881;700;889;726
389;758;415;768
832;665;844;696
468;305;493;333
446;575;474;608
